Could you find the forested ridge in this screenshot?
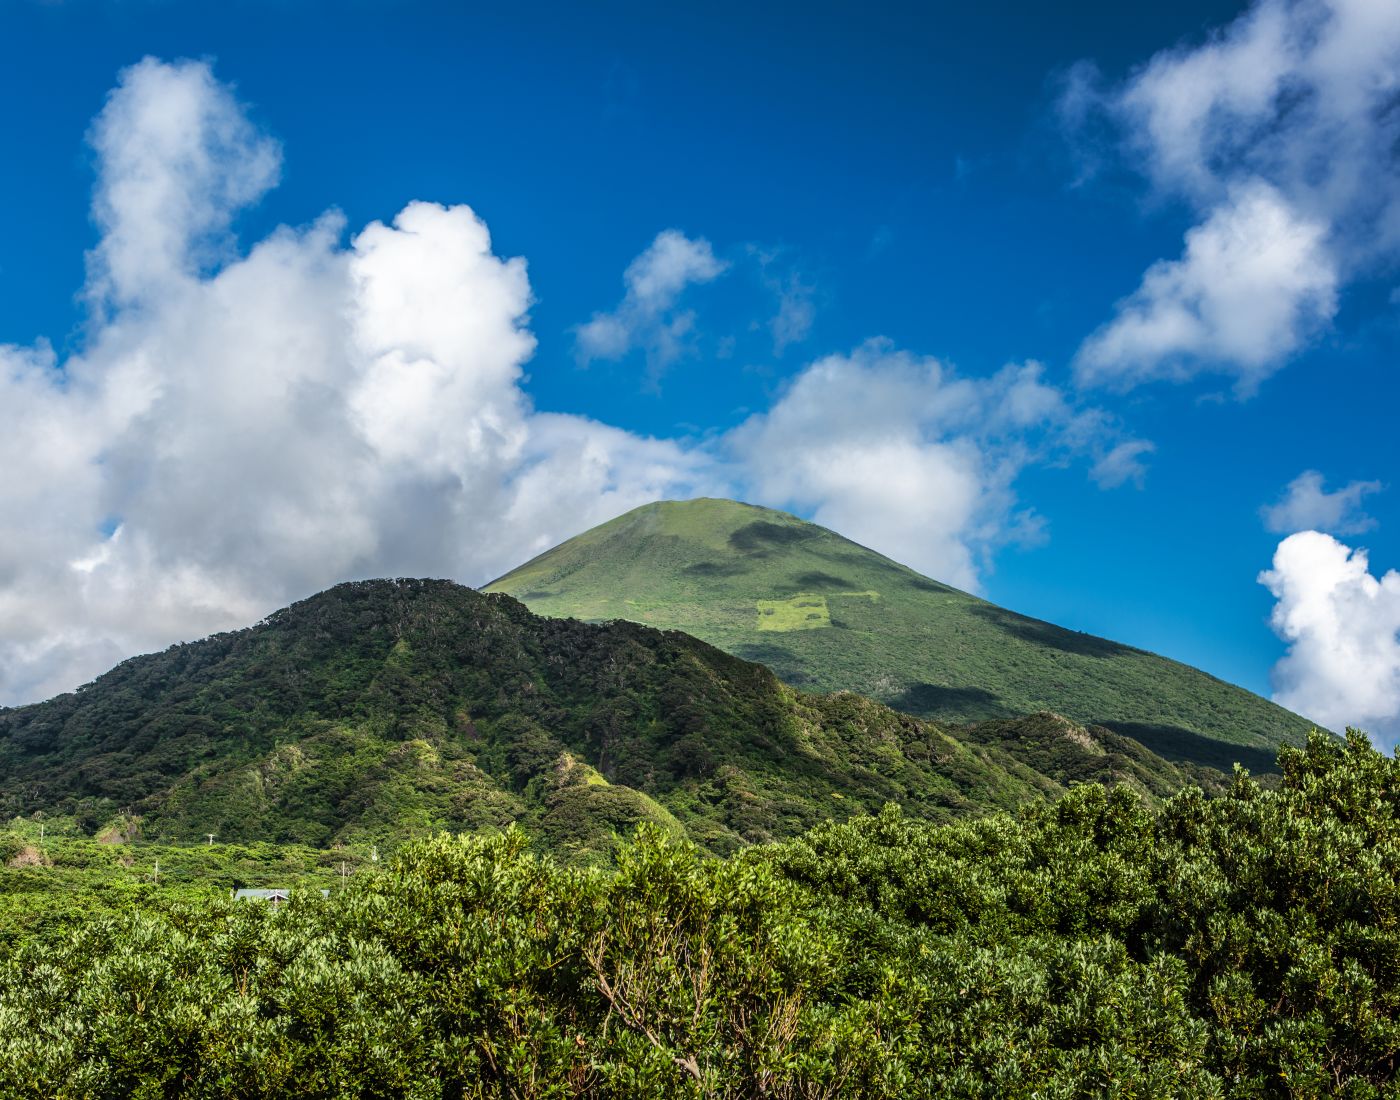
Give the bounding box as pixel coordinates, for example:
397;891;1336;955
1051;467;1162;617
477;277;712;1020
0;579;1220;857
2;732;1396;1097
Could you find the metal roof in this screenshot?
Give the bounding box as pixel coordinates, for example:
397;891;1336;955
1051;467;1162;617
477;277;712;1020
232;888;329;900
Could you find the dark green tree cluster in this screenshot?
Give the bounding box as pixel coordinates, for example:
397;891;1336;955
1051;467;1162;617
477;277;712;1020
1;730;1396;1098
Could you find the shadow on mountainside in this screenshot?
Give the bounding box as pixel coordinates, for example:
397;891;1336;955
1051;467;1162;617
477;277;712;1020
683;561;751;579
1102;720;1281;774
729;522;816;555
890;683;1016;721
732;644;814;686
971;606;1136;659
783;571;859;592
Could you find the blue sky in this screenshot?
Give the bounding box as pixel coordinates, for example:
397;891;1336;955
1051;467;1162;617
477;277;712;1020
2;0;1398;742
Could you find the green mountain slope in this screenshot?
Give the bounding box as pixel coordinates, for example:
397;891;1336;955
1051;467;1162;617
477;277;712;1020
487;498;1316;770
0;579;1201;856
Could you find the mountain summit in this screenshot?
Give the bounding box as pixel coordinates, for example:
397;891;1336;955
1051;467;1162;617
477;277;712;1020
487;498;1314;770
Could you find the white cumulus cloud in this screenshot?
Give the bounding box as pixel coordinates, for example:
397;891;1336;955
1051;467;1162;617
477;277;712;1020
1076;183;1337;392
1262;469;1383;535
1070;0;1400;389
88;57;283;307
1261;531;1400;748
728;342;1135;590
573;229;727;382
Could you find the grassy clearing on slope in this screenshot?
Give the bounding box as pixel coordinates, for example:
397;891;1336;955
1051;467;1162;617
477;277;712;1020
755;590;881;631
755;594;830;630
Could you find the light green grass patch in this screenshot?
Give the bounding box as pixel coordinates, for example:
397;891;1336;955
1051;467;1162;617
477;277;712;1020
756;595;831;631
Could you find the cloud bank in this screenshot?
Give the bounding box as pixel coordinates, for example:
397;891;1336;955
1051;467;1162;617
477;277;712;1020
1070;0;1400;391
0;58;1133;706
1261;532;1400;748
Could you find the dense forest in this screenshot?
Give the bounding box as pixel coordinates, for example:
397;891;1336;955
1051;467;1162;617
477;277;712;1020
2;730;1394;1097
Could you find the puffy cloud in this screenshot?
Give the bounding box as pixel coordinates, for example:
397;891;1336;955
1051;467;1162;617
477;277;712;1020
728;342;1134;590
88;57;282;306
581;237;815;365
573;229;727;381
1115;0;1400;239
1076;184;1337;392
0;59;717;706
1262;470;1383;535
1260;531;1400;747
1070;0;1400;388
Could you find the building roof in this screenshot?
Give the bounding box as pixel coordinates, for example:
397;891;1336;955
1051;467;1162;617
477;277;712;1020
232;888;329;900
233;888;289;900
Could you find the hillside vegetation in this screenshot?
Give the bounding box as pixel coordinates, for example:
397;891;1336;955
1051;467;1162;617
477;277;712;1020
2;732;1395;1098
488;498;1315;770
0;579;1210;856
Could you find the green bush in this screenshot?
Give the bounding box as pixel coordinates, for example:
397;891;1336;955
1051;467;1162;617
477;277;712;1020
1;731;1396;1097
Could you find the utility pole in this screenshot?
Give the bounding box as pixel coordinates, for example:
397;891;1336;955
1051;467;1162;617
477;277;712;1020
339;860;348;884
205;833;216;846
153;860;160;884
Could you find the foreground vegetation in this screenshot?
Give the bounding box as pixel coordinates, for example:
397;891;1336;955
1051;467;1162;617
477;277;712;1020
2;730;1394;1098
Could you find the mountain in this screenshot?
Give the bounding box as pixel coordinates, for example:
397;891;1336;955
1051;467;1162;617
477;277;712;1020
487;498;1315;771
0;579;1209;856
